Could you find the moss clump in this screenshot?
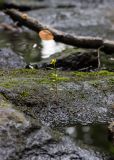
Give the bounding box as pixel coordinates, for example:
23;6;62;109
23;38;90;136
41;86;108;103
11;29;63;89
73;70;114;81
20;90;29;97
0;80;21;88
0;69;39;78
0;69;114;92
74;70;114;77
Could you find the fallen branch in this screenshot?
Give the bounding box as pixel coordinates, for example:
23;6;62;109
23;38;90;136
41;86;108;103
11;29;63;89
5;9;114;53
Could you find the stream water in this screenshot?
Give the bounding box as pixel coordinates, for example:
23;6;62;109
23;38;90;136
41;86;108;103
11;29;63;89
64;124;114;156
0;0;114;63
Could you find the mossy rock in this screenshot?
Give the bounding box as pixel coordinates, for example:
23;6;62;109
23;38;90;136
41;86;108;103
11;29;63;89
0;69;114;126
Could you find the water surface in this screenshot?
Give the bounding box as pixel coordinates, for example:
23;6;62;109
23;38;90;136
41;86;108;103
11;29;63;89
56;124;114;157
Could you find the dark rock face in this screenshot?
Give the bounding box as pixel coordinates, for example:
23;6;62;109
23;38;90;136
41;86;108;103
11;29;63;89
0;48;26;69
56;50;98;71
38;50;98;71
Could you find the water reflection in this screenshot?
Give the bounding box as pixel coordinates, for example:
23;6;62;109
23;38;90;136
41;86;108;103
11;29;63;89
0;31;66;63
41;39;65;58
66;127;77;138
66;126;92;144
65;124;113;154
0;31;42;63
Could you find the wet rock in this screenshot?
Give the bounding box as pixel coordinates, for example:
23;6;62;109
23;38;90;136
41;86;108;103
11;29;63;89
27;0;114;39
0;95;29;160
0;94;110;160
37;49;98;71
23;134;108;160
0;48;26;69
29;47;114;71
0;69;114;126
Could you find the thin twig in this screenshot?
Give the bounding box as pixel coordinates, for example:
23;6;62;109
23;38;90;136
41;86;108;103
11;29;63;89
97;45;104;71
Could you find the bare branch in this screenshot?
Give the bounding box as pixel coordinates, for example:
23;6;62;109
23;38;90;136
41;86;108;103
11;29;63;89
5;9;114;53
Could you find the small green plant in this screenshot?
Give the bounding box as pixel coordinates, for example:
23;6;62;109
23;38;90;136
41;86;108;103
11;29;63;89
50;58;59;102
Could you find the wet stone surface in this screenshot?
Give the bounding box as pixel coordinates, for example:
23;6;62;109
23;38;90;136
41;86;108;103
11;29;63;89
0;70;114;126
0;48;26;69
0;95;111;160
37;49;98;71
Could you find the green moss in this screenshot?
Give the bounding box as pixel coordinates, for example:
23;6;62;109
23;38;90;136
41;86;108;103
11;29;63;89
73;70;114;81
20;90;29;97
0;80;20;88
49;76;70;83
0;69;39;78
74;70;114;77
0;69;114;91
95;70;114;76
56;76;70;82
